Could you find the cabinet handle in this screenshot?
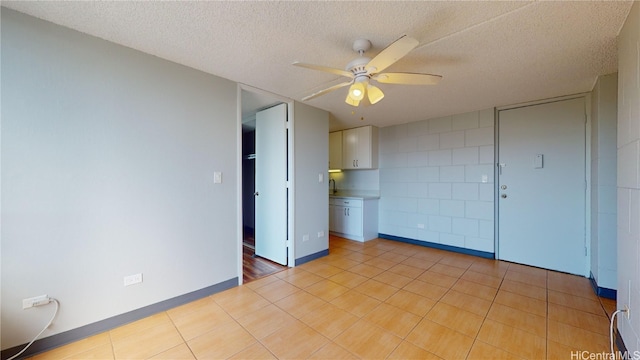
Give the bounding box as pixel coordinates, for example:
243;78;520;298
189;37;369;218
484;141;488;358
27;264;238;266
356;160;359;167
353;160;356;167
347;208;350;216
344;208;347;216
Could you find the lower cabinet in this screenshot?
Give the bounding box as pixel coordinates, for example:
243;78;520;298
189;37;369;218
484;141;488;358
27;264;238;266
329;197;378;242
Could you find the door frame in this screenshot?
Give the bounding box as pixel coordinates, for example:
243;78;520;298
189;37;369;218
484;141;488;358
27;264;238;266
494;93;592;277
237;84;295;284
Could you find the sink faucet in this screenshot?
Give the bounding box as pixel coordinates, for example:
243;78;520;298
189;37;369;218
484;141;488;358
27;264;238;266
329;178;336;194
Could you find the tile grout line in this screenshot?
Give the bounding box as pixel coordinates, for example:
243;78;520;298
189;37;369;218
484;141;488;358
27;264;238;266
163;310;198;360
462;261;505;360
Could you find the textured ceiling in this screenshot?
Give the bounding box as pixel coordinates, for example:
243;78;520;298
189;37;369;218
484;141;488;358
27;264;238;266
2;1;633;131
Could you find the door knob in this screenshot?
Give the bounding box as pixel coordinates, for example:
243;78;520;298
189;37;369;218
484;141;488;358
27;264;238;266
501;185;507;190
254;192;259;196
501;194;507;199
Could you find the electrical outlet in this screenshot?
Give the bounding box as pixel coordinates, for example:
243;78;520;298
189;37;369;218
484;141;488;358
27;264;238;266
318;231;324;238
417;224;425;229
303;234;309;242
23;295;50;309
124;273;143;287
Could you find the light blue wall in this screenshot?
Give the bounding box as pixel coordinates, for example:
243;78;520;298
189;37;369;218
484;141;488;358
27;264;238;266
293;102;329;260
590;73;618;290
1;9;238;349
332;169;380;194
378;109;495;252
616;0;640;353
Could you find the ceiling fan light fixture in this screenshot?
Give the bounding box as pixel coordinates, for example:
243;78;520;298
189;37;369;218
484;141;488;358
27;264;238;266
367;84;384;105
348;81;366;101
345;95;360;107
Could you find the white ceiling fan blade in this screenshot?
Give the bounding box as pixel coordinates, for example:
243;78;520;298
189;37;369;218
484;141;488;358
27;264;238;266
373;72;442;85
366;35;419;74
293;62;354;78
302;81;352;101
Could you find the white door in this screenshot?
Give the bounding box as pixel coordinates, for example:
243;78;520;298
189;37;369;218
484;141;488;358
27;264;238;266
255;103;288;265
497;97;587;276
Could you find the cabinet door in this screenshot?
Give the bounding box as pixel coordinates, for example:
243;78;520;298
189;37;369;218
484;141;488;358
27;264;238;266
329;131;343;169
344;206;363;237
354;126;371;168
341;126;377;169
342;128;358;169
332;205;346;233
329;205;340;232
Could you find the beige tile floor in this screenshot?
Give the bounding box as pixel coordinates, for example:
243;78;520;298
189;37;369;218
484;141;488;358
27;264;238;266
28;236;617;360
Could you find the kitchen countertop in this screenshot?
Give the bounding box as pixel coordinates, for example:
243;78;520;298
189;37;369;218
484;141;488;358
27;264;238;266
329;191;380;200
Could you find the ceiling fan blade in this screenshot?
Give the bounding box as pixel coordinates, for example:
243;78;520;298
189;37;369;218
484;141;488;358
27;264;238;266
301;81;352;101
366;35;419;74
293;62;354;78
373;72;442;85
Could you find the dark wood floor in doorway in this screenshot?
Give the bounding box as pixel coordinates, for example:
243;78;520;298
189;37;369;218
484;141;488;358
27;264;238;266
243;229;286;283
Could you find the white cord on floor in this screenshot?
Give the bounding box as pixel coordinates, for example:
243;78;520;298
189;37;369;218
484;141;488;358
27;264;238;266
610;309;626;360
7;298;59;360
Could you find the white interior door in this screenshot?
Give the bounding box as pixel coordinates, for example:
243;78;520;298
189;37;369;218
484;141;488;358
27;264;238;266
498;97;587;276
255;103;288;265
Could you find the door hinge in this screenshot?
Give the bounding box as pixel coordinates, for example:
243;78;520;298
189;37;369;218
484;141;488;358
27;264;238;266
584;247;587;256
286;240;290;247
286;180;291;188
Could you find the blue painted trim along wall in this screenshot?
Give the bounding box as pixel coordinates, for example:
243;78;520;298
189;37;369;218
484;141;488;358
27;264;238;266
1;278;238;360
590;272;617;300
296;249;329;266
379;233;495;259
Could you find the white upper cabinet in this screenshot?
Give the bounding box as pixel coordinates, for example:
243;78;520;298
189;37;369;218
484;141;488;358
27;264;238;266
329;131;343;170
342;125;378;169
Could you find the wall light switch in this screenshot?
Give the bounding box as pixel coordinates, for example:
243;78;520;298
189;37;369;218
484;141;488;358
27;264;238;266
214;172;222;184
534;154;543;169
319;173;323;183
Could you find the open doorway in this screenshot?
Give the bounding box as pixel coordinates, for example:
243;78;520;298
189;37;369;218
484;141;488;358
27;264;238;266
240;89;289;283
242;124;286;282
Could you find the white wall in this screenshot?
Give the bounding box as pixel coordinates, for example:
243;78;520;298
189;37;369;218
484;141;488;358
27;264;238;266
378;109;495;253
616;1;640;353
331;169;379;194
292;102;329;261
1;9;238;349
590;73;618;290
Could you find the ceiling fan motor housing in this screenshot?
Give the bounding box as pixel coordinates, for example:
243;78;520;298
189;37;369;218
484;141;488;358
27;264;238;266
347;39;374;78
346;56;372;78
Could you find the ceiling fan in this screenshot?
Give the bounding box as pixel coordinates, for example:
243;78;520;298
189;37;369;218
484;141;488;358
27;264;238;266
293;35;442;107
